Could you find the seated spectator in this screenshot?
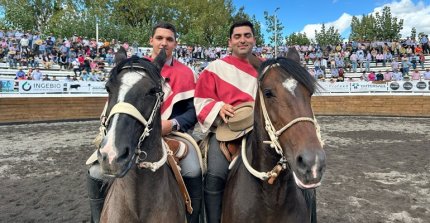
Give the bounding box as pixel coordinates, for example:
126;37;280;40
42;53;52;69
52;75;58;81
31;68;43;80
58;53;68;70
383;69;392;81
368;71;376;81
42;74;51;81
25;68;33;80
64;75;73;82
410;69;421;80
391;69;403;81
80;70;89;81
423;69;430;80
376;71;384;81
15;67;26;80
360;71;368;81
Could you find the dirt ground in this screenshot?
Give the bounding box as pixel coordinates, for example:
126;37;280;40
0;116;429;223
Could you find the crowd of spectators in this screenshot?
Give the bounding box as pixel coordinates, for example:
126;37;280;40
1;29;429;83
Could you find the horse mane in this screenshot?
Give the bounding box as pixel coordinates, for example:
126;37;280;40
109;55;163;86
259;57;316;94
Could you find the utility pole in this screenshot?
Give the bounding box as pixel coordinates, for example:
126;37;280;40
274;7;280;58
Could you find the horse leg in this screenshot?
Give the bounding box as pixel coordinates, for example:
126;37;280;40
86;163;109;223
204;135;229;223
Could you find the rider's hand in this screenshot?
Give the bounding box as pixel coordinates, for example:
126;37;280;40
161;120;173;136
219;104;235;123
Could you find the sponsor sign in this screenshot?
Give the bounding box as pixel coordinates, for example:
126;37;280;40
318;81;350;93
350;81;387;92
18;81;63;93
0;80;15;92
388;81;430;91
89;82;107;93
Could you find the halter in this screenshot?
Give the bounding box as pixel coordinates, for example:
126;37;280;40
101;65;167;172
241;63;323;183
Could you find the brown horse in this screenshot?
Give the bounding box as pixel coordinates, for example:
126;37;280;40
222;49;326;223
97;48;185;222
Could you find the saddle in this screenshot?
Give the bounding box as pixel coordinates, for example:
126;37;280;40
219;138;241;162
164;137;189;163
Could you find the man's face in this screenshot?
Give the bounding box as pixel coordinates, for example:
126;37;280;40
150;28;177;59
228;26;255;59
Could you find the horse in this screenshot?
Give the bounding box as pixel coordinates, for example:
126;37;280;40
222;49;326;223
96;48;185;222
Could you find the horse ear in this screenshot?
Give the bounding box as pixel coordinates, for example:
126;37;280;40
114;46;127;64
248;53;262;72
286;48;301;64
153;48;167;70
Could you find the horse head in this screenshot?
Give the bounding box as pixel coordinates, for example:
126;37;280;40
256;48;326;188
98;47;166;177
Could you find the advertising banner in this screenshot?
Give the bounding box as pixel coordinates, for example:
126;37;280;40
318;82;350;93
18;81;64;93
0;80;15;92
350;81;388;92
388;81;430;92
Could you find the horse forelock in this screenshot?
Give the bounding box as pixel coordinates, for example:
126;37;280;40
260;58;316;95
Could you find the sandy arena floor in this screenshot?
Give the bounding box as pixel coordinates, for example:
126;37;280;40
0;116;429;222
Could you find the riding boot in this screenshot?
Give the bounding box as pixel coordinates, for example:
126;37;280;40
204;174;226;223
184;175;203;223
86;172;108;223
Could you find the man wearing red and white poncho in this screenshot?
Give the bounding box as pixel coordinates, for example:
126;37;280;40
194;20;258;223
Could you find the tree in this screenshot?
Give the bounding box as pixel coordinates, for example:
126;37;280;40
263;10;284;47
374;6;403;40
315;24;342;47
411;27;416;40
285;32;310;46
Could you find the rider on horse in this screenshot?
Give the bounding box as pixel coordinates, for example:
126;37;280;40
86;22;202;223
194;20;258;223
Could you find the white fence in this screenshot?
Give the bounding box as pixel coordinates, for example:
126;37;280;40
2;79;430;94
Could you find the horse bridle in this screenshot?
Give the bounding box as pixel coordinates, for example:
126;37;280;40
100;66;168;172
241;63;324;183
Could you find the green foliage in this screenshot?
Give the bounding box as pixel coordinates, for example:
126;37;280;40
285;32;310;46
350;6;403;41
263;10;284;47
314;24;342;47
411;27;416;40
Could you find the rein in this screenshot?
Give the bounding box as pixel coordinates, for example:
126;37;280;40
241;63;323;184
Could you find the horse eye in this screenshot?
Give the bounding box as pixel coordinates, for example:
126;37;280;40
263;89;275;98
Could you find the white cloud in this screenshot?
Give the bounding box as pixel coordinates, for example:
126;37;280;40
300;0;430;40
301;13;353;40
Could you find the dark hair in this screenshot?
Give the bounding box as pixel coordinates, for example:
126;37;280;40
229;20;255;38
152;22;178;39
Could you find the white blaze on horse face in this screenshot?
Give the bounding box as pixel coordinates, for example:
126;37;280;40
282;78;298;96
311;155;319;179
100;72;145;164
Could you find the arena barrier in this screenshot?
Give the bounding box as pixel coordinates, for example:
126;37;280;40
0;94;429;124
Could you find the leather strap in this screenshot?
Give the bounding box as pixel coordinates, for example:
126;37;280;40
167;153;193;214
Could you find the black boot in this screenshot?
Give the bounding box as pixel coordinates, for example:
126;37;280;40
184;175;203;223
86;172;108;223
204;174;226;223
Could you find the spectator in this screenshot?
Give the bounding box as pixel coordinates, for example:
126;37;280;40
392;69;403;81
42;74;50;81
64;75;73;82
410;69;421;80
423;68;430;80
368;71;376;81
15;67;26;80
52;75;58;81
31;68;43;80
376;71;384;81
383;69;393;81
25;68;33;80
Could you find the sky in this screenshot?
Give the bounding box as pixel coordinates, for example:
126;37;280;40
232;0;430;42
